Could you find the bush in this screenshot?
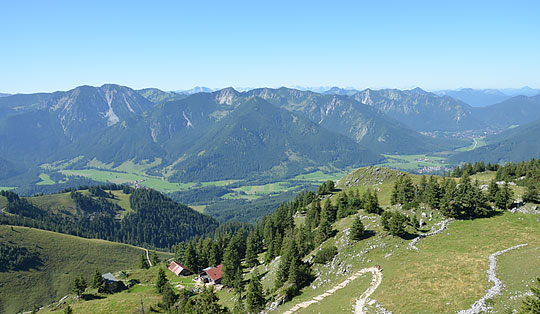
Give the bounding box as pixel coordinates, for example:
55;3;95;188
313;245;337;264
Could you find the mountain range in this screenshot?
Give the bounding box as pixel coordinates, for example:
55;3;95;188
1;84;540;184
434;87;540;107
450;117;540;163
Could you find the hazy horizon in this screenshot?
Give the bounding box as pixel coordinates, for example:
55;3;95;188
2;0;539;93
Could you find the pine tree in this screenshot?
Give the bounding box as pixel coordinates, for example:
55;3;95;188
139;253;150;269
184;242;198;273
210;240;224;266
175;242;186;264
246;271;265;314
161;283;178;311
151;251;159;266
323;199;336;223
350;216;365;241
195;286;228;314
245;231;259;268
156;268;168;294
524;184;539;204
222;235;243;291
276;236;295;288
232;293;246;314
73;275;87;296
425;176;441;209
288;254;300;285
488;179;499;202
364;189;382;215
518;276;540;313
91;268;104;290
316;207;333;244
495;182;514;210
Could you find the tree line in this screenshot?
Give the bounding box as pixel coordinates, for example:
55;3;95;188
0;186;219;250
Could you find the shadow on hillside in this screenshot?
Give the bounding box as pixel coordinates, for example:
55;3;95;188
81;294;105;301
361;230;376;240
457;209;504;221
398;232;418;240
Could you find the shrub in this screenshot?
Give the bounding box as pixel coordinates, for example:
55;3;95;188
313;245;337;264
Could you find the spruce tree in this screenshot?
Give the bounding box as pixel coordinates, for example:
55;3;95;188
350;216;365;241
364;189;382;215
488;179;499;202
161;283;178;311
195;286;228;314
222;235;243;291
316;208;333;244
425;176;441;209
151;251;159;266
524;184;539;203
323;199;336;223
232;293;246;314
156;268;168;294
495;182;514;210
518;276;540;313
140;253;150;269
91;268;104;290
184;242;198;273
175;242;186;264
246;271;265;314
276;236;295;288
73;275;87;296
288;254;300;285
245;232;258;268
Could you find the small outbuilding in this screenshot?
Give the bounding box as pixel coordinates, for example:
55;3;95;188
168;261;192;276
102;272;126;293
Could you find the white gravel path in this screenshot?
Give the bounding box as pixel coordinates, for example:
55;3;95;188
282;267;381;314
457;243;528;314
409;218;454;251
353;268;383;314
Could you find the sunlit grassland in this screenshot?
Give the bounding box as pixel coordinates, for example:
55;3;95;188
0;225;171;314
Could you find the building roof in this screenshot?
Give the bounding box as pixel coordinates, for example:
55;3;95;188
168;261;190;276
102;272;118;282
204;264;223;282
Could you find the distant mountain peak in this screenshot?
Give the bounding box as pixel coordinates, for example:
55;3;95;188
213;87;240;105
410;87;428;94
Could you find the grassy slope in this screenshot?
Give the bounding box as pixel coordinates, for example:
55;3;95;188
262;168;540;313
39;265;193;314
0;226;171;313
25;189;135;219
27;192;78;215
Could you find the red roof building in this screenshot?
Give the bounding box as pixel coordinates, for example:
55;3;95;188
204;264;224;284
168;261;192;276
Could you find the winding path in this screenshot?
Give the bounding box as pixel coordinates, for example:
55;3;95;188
457;243;528;314
409;218;454;251
353;268;383;314
143;247;152;267
282;267;381;314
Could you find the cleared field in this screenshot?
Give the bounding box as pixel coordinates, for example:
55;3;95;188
375;154;448;172
27;192;77;215
292;169;351;182
455;137;487;152
190;205;207;213
235;182;290;195
37;173;55;185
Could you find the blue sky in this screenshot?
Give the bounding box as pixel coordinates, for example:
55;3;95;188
1;0;539;93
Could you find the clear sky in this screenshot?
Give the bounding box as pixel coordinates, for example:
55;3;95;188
1;0;539;93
